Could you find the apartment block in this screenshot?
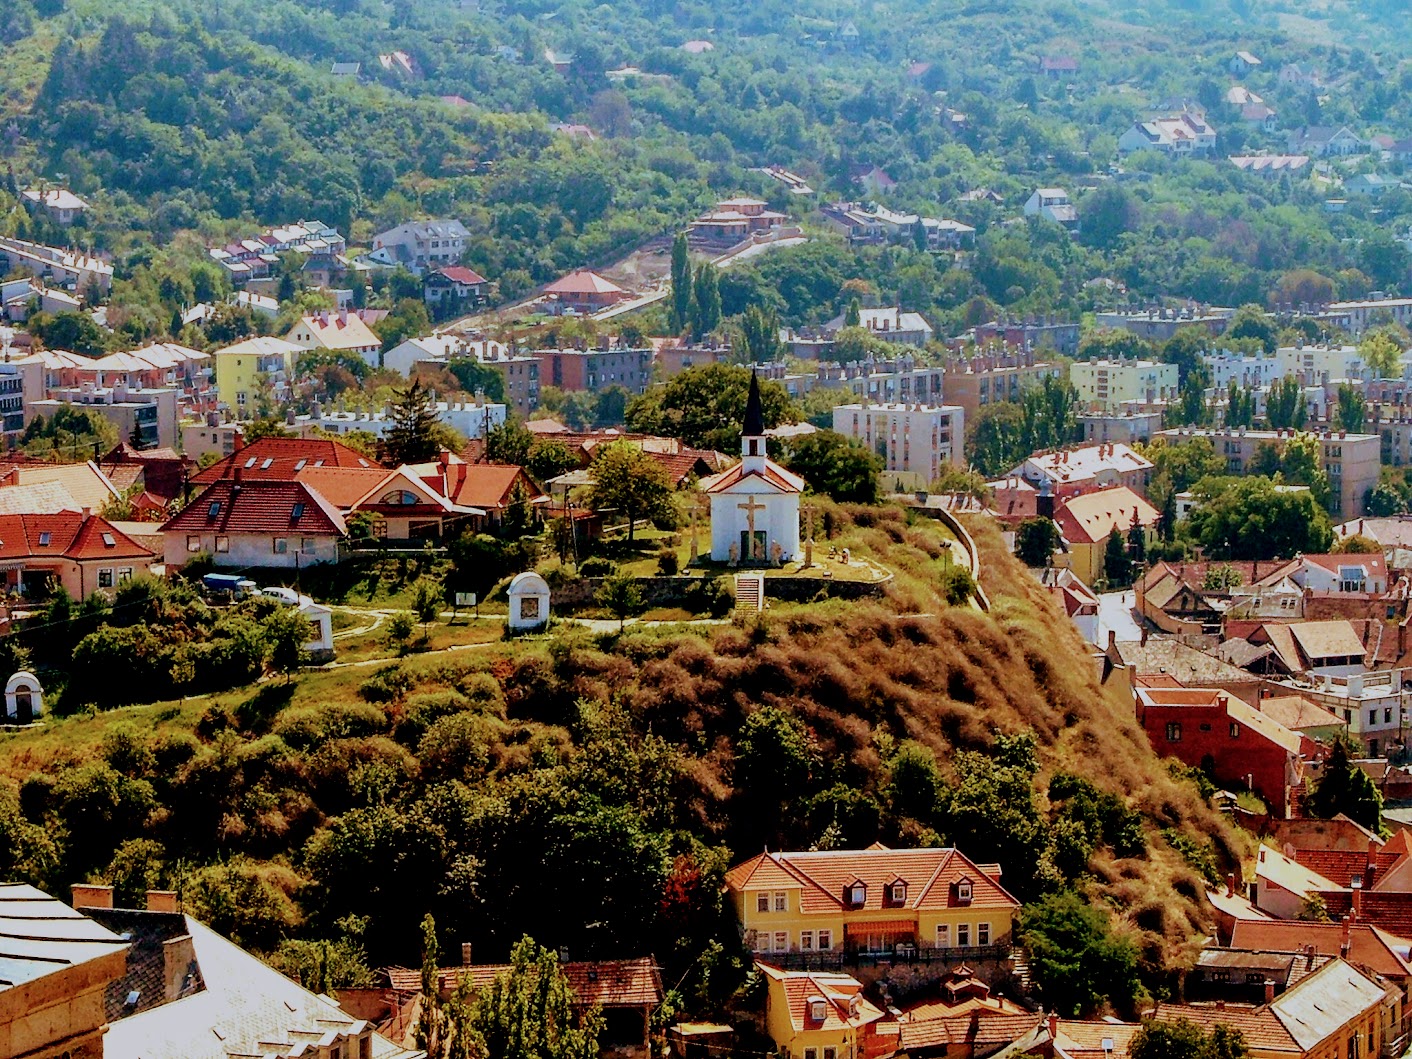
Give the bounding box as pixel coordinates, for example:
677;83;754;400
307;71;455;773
832;402;964;491
1071;359;1179;412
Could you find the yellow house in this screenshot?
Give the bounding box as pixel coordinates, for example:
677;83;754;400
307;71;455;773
724;845;1020;958
1052;486;1159;587
212;336;303;417
758;963;893;1059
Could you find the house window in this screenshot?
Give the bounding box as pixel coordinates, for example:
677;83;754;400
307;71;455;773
273;537;288;554
187;535;202;553
936;924;950;948
773;931;788;952
977;922;990;946
847;883;866;906
1166;722;1182;742
823;1049;837;1059
208;502;221;520
958;924;971;947
1230;723;1240;738
756;892;769;913
301;538;316;553
1370;709;1377;726
809;1000;827;1022
890;882;906;905
215;536;229;553
800;930;814;951
37;532;50;546
774;892;788;912
805;1050;818;1059
956;879;972;903
97;569;113;588
1386;708;1393;724
118;568;133;583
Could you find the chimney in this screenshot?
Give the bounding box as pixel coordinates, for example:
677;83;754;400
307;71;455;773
1304;943;1315;969
1108;630;1118;653
146;889;179;913
233;464;243;483
462;942;473;966
1351;880;1363;919
1215;1000;1225;1011
71;884;114;910
1263;979;1275;1005
1342;913;1354;956
1047;1013;1059;1038
80;506;91;520
1226;872;1236;898
163;933;196;1001
1141;626;1150;646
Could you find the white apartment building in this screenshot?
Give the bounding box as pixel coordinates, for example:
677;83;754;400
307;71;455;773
1324;297;1412;336
1070;359;1179;412
1280;668;1409;757
832;403;964;491
1203;350;1284;391
294;399;507;442
1275;344;1366;385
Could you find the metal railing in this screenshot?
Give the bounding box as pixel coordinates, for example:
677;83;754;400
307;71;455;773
754;942;1012;972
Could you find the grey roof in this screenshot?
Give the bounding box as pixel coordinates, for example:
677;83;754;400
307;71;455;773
1270;961;1387;1050
0;883;128;991
102;916;422;1059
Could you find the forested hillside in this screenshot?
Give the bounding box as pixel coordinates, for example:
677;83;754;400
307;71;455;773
0;506;1241;1009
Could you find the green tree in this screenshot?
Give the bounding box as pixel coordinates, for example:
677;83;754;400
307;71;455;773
589;441;675;542
1161;328;1213;386
1360;331;1402;380
1102;530;1131;588
734;705;814;849
669;232;691;334
416;913;446;1055
965;402;1028;478
1021;375;1080;454
784;431;882;503
1307;737;1383;833
625;364;795;452
689;263;722;338
1335;384;1367;433
1225;304;1278;354
263;606;312;683
486;420;535;466
1280;432;1333;511
1018;890;1139;1016
1225;382;1256;429
528;440;577;485
844;296;861;327
1185;477;1333;559
412;577;442;632
469;937;603;1059
1131;1020;1249;1059
596;572;644;631
740;304;782;363
1014;517;1060;567
1265;376;1306;430
29;310;108;355
384;379;442;465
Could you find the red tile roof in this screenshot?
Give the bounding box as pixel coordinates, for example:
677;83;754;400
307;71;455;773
435;266;488;285
432;463;537;511
295;467;396;509
757;964;887;1034
1320;891;1412;938
0;512;154;562
162;480;346;536
194;437;378;484
725;847;1020;915
1292;848;1403;888
702;461;804;495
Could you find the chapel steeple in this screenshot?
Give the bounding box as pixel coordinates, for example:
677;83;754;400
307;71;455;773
741;370;766;471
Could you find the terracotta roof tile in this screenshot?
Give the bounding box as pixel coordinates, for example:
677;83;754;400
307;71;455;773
195;437;378;484
382;957;662;1008
1229;920;1412;979
0;512;153;562
162;479;346;536
1053;487;1157;546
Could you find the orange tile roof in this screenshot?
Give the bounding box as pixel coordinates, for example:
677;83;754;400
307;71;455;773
0;512;154;562
757;964;886;1034
295;466;395;509
1320;891;1412;937
433;463;537;511
1054;1020;1143;1059
543;270;625;295
1292;848;1402;888
899;1011;1040;1052
1149;1004;1299;1053
725;847;1020;915
701;461;805;495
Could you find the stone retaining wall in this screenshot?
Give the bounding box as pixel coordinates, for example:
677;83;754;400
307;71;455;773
551;573;889;609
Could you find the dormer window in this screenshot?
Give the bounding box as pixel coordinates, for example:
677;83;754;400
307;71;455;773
888;880;907;906
846;881;867;907
955;878;973;905
809;997;827;1022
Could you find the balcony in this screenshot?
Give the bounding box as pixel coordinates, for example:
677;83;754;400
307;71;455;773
752;940;1012;971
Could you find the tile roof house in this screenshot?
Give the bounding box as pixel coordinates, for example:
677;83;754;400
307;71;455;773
0;511;155;600
1229;919;1412;988
1052;486;1158;587
542;270;629;314
1253;845;1346;919
286;311;383;369
298;461;488;540
161;477;346;570
424;265;490;311
1151;959;1393;1059
1135;686;1307;816
369;219;470;275
725;845;1020;960
757;963;893;1059
194;436;379;485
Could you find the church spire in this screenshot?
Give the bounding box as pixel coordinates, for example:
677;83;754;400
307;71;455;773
743;370;765;437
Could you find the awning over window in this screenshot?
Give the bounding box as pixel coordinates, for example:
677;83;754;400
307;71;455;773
843;920;915;936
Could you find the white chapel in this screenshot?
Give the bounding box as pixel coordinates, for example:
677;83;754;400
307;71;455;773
703;372;803;564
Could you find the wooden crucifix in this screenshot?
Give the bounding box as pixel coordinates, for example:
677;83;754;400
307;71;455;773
738;495;767;561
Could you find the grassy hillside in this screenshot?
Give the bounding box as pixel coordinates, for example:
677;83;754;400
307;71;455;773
0;505;1243;1011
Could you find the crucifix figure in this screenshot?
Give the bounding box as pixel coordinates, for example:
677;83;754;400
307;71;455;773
738;495;767;562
